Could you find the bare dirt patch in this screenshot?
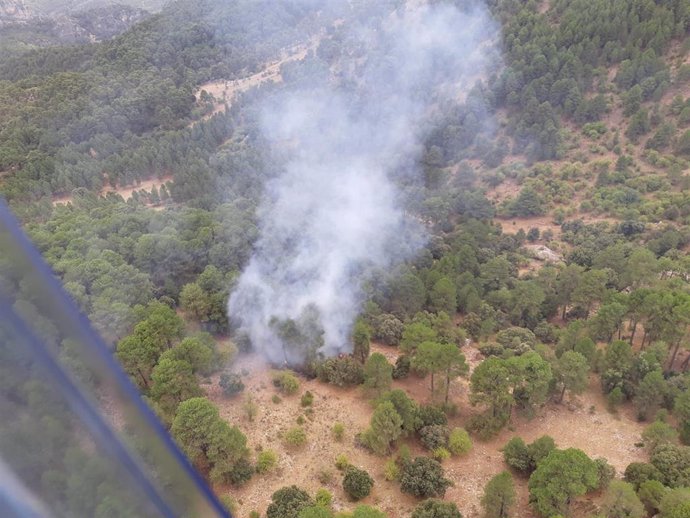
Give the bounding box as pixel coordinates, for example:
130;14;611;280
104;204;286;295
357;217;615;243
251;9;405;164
52;175;173;206
210;344;649;518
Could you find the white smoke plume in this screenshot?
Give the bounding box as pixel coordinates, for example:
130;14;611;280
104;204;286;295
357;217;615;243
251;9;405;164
229;1;500;365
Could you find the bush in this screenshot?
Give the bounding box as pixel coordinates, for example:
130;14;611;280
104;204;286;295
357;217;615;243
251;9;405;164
384;459;400;481
392;355;411;379
314;488;332;507
448;428;472;456
301;391;314;407
502;437;531;474
284;427;307;448
335;454;350;471
266;486;313;518
417;405;447;430
411;499;462;518
317;357;365;387
219;372;244;396
419;425;449;451
273;371;300;395
624;462;663;490
256;450;278;474
332;422;345;441
343;467;374;501
400;457;452;498
272;394;282;404
433;447;451;462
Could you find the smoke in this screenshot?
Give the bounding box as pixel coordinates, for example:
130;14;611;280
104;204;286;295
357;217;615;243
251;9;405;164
228;1;500;365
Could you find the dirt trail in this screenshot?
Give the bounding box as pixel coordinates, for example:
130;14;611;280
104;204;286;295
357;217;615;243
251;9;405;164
209;344;648;518
52;175;173;206
192;33;322;125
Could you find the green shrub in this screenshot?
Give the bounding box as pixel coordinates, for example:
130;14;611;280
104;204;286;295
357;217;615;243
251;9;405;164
448;427;472;456
256;450;278;474
284;427;307;447
273;371;300;395
219;372;244;396
433;447;451;462
384;458;400;481
315;488;332;507
343;466;374;501
419;425;449;450
332;422;345;442
272;394;282;404
335;454;350;471
301;391;314;407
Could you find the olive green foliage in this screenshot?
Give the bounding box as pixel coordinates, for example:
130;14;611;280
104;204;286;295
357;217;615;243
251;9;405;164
481;471;515;518
219;372;244;396
448;428;472;456
256;449;278;474
411;499;462;518
363;353;393;396
343;466;374;501
171;397;251;485
651;444;690;488
528;448;599;517
273;371;300;395
332;422;345;442
361;401;403;455
502;436;556;476
317;357;365;387
602;481;645;518
400;457;452;498
267;486;313;518
284;427;307;448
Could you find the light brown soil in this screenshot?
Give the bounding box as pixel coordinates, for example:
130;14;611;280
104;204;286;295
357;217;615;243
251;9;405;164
52;175;173;206
208;343;648;518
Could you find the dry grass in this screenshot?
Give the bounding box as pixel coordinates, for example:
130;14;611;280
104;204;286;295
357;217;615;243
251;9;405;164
207;343;648;518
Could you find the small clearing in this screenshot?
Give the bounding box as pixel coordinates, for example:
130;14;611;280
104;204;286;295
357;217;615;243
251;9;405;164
52;175;173;206
209;343;648;518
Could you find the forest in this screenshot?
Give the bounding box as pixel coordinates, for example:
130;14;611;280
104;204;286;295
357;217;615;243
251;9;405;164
3;0;690;517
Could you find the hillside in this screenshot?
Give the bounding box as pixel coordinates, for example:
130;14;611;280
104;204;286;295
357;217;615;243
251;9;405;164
3;1;690;518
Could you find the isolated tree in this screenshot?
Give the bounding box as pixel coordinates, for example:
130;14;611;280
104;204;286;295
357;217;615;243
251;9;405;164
400;457;452;498
470;358;513;433
343;467;374;501
555;351;589;403
528;448;599;517
508;352;552;416
481;471;516;518
363;353;393;397
267;486;313;518
412;499;462;518
352;319;371;363
603;480;645;518
378;389;418;436
362;401;403;455
502;437;531;474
